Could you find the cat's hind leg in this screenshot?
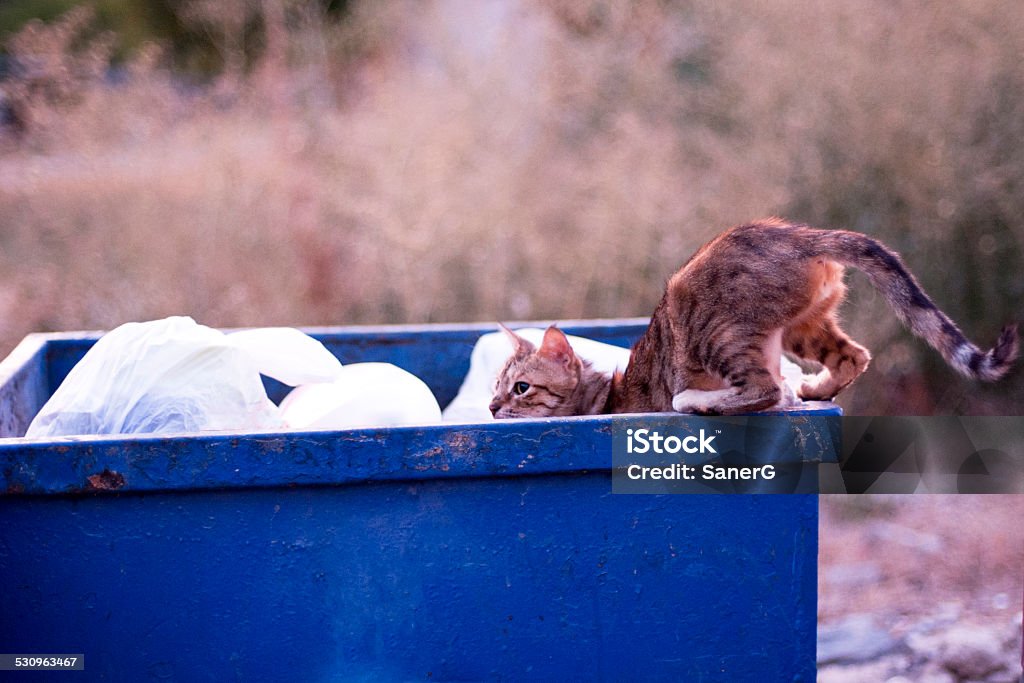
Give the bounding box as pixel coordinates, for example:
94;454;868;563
784;317;871;400
672;342;781;415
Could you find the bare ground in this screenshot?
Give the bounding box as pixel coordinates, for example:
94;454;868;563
819;495;1024;682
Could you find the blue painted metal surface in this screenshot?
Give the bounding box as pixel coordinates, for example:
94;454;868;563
0;319;832;681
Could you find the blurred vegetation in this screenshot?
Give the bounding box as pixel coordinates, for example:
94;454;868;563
0;0;353;74
0;0;1021;415
1;1;183;65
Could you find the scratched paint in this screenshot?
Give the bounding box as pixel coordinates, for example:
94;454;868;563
0;321;830;680
0;483;817;681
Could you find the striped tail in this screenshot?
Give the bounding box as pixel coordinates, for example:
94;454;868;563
810;229;1019;381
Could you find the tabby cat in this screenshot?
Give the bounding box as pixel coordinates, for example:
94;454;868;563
489;219;1018;417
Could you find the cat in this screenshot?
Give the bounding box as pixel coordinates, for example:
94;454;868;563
489;218;1019;417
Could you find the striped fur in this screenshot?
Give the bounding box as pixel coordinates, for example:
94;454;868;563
491;219;1018;417
804;227;1019;382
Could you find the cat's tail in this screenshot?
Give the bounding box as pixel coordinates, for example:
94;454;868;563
812;229;1019;381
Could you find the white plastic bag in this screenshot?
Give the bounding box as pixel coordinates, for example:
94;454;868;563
26;317;343;438
280;362;442;430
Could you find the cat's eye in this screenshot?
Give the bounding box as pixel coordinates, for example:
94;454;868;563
513;381;530;395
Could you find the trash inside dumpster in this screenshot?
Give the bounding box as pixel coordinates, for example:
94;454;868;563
25;317;345;438
0;319;836;681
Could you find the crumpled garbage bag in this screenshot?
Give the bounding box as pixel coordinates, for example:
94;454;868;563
26;316;343;437
279;362;442;430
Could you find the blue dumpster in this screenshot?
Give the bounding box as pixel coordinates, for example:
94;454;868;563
0;320;835;681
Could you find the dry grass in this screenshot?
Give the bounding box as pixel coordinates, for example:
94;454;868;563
1;0;1022;414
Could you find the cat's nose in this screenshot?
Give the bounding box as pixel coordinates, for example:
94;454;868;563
488;400;501;416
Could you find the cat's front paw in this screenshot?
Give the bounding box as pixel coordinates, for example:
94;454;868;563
798;372;837;401
777;381;800;408
672;389;728;414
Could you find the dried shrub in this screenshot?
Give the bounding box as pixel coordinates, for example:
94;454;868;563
1;0;1021;414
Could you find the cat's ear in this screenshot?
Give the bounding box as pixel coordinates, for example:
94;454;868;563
538;325;575;365
499;323;534;357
